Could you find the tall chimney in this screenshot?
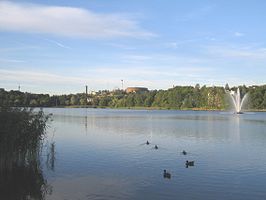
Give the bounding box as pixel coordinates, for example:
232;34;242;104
86;85;88;96
85;85;88;105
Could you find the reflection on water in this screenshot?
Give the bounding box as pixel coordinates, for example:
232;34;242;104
0;157;48;200
46;142;56;171
48;109;265;143
40;108;266;200
0;138;55;200
2;108;266;200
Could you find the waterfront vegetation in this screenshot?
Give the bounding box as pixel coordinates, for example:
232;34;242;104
1;84;266;110
0;106;52;199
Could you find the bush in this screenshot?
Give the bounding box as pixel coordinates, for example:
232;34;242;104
0;106;52;200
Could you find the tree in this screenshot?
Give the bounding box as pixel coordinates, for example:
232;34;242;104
99;97;111;107
1;84;266;110
144;91;156;107
263;92;266;108
134;94;144;106
59;96;66;106
29;99;38;107
125;94;135;107
195;83;200;90
79;98;87;105
70;95;78;105
39;95;50;106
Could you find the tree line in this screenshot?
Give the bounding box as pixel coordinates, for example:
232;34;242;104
1;84;266;110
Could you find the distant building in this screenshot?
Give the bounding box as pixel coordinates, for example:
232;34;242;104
90;91;96;95
125;87;148;94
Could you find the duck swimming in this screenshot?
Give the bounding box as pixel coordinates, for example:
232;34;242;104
186;160;194;166
155;145;158;149
146;140;150;145
182;150;187;155
163;170;171;179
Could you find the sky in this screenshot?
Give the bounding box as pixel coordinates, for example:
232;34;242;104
0;0;266;94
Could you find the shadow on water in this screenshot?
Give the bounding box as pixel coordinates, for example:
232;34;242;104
0;107;54;200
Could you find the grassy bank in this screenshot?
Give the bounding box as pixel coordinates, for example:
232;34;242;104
59;105;226;111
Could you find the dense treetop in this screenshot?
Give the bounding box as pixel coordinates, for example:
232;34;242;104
1;84;266;110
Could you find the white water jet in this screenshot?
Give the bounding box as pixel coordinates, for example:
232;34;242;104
229;88;248;114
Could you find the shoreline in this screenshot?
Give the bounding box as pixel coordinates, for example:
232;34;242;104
29;106;266;112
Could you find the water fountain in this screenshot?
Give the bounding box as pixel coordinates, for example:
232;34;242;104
229;88;248;114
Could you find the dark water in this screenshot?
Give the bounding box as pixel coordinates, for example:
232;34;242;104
8;108;266;200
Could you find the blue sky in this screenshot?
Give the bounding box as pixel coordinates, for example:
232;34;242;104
0;0;266;94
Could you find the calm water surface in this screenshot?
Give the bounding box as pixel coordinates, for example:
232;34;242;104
41;108;266;200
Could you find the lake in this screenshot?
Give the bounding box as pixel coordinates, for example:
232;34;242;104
32;109;266;199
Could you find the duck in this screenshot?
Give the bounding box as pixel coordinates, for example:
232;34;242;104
182;150;187;155
163;170;171;179
146;140;150;145
186;160;195;166
155;145;158;149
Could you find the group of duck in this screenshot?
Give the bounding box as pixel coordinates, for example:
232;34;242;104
146;140;195;179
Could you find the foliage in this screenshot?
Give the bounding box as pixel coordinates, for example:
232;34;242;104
1;84;266;110
0;106;52;199
0;107;50;151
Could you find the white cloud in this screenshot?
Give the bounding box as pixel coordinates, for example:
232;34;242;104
234;32;244;37
121;55;152;63
205;45;266;59
0;68;156;93
0;58;25;63
165;42;178;49
177;5;215;22
164;37;215;49
0;46;39;52
0;1;154;38
0;69;84;84
0;64;212;92
105;43;136;50
85;65;211;80
44;38;71;49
